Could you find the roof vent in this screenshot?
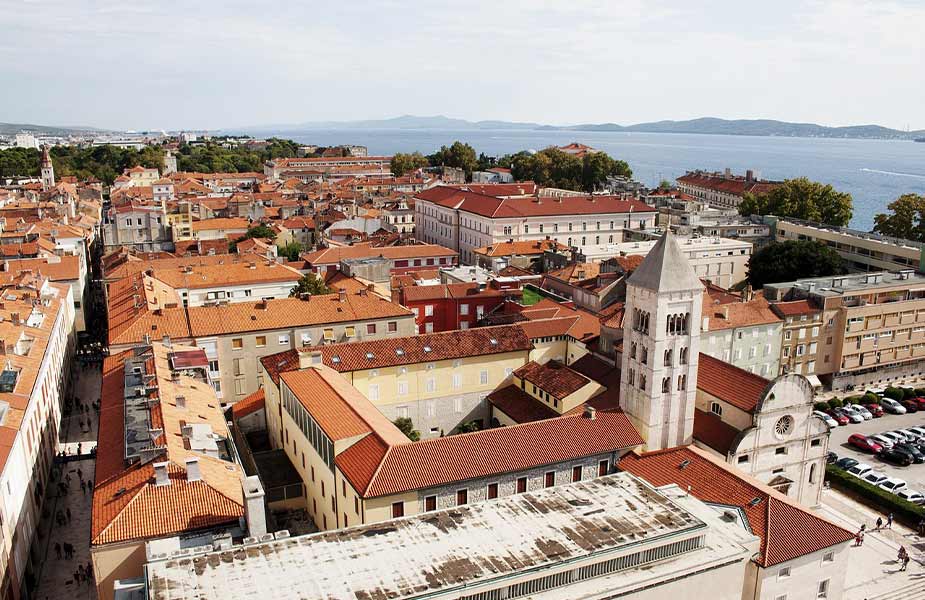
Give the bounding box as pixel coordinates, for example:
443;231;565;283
365;352;375;360
583;406;596;420
395;348;405;356
176;395;186;410
678;459;691;470
185;456;201;482
153;462;170;487
332;355;341;364
423;345;432;353
748;497;763;507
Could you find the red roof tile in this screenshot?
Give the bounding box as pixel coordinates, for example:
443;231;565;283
693;408;742;454
487;385;560;423
619;446;853;567
771;300;821;318
232;388;265;419
514;360;590;399
697;353;770;414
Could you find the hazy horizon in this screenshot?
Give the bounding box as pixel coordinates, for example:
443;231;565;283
2;1;923;131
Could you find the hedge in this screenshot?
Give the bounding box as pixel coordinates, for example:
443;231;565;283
827;398;843;410
862;393;880;404
884;387;905;401
814;402;830;412
825;464;925;526
902;387;916;399
915;388;925;398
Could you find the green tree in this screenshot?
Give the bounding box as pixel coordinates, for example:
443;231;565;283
390;152;429;176
277;241;303;262
510;147;632;192
747;240;847;288
428;141;478;175
581;152;632;192
739;178;853;227
873;193;925;241
289;273;333;297
242;224;277;240
658;179;673;191
453;420;481;434
393;417;421;442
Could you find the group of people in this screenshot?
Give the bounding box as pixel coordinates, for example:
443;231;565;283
66;396;98;435
854;512;918;573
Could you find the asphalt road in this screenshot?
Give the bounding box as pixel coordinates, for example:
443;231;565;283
828;409;925;495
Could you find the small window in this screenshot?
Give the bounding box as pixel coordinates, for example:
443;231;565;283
479;370;488;385
388;321;397;332
572;465;582;482
811;438;822;447
778;567;791;579
456;489;468;506
544;472;555;487
487;483;498;499
323;328;334;340
516;477;527;493
710;402;723;416
367;323;376;335
345;326;356;338
255;335;267;347
822;551;834;564
391;502;404;518
776;447;787;455
232;338;243;350
598;460;609;476
817;579;829;598
738;455;749;464
278;334;290;345
425;495;437;511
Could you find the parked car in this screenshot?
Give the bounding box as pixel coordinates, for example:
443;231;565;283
826;410;850;426
910;397;925;410
897;428;925;443
853;405;874;420
837;407;864;424
826;451;838;464
881;398;907;414
901;400;919;413
867;387;886;396
907;426;925;438
896;443;925;463
813;410;839;428
897;489;925;505
868;434;895;450
880;447;915;466
835;457;859;470
862;471;889;487
890;429;918;443
881;431;908;446
864;403;884;418
846;462;873;477
878;477;908;494
848;433;883;454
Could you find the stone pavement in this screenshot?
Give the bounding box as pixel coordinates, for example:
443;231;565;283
31;362;101;600
815;488;924;600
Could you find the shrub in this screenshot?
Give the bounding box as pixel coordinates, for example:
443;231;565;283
814;402;830;412
827;398;843;410
825;465;924;526
862;393;880;404
884;387;905;401
902;387;916;399
915;388;925;397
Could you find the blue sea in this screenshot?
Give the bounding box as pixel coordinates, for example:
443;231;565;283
268;129;925;231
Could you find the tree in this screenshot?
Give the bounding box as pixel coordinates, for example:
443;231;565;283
277;241;303;262
510;147;632;192
453;420;481;434
428;141;478;175
873;194;925;241
289;273;333;297
658;179;673;191
242;224;277;241
739;177;853;227
747;240;847;288
393;417;421;441
390;152;429;176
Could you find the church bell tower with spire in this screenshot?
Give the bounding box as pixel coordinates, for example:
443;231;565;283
40;145;55;191
620;230;704;451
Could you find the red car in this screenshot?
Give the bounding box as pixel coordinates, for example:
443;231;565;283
865;404;884;417
911;397;925;410
827;410;850;426
848;433;883;453
901;400;920;413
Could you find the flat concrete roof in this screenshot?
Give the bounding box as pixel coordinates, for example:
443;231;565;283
146;473;707;600
764;270;925;298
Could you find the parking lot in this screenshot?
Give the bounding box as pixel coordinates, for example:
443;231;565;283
829;409;925;494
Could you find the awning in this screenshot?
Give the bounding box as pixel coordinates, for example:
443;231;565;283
805;374;823;388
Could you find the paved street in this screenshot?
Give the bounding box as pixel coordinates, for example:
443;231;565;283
31;361;101;600
828;409;925;492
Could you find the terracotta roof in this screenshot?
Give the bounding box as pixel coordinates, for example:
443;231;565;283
191;217;250;232
232;388;265;419
697;353;770;414
341;409;642;498
473;239;568;258
399;282;513;303
514;360;590;399
702;293;781;331
771;300;821;318
302;244;457;265
151;261;302;290
619;446;853;567
546;263;601;283
693;408;742;455
2;255;81;281
677;172;781;197
297;325;532;372
517;301;602;343
487;385;559;423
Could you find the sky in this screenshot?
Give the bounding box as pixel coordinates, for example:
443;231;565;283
1;0;923;131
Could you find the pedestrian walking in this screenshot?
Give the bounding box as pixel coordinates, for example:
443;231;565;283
80;479;86;495
86;561;92;581
859;532;865;546
876;517;883;530
77;467;82;481
854;532;862;546
73;570;80;584
77;442;82;455
901;555;910;571
918;518;925;536
887;513;894;529
54;543;61;559
860;523;867;533
88;478;93;490
66;507;71;523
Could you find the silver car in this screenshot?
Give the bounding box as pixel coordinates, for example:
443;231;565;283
869;434;895;450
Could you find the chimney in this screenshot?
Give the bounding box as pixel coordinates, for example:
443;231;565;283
143;333;151;345
162;335;171;348
185;456;201;482
10;313;20;326
243;475;267;538
338;288;347;302
584;406;596;420
153;461;170;486
176;395;186;410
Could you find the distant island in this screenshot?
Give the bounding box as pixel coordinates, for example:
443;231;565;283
0;122;112;136
238;115;925;141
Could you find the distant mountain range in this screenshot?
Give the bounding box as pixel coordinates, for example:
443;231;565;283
0;122;111;136
239;115;925;140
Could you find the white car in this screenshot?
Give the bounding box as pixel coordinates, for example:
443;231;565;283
881;398;907;414
862;471;889;487
878;477;907;494
898;429;924;443
854;405;873;420
908;426;925;438
890;430;917;443
880;431;908;446
839;406;865;423
847;463;873;478
869;434;895;450
813;410;839;427
897;489;925;505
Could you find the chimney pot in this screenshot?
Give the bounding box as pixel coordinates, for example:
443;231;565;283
338;289;347;302
185;456;201;482
153;462;170;486
584;406;596;420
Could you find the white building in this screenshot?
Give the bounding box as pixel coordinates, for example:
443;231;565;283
14;133;38;149
415;186;657;265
